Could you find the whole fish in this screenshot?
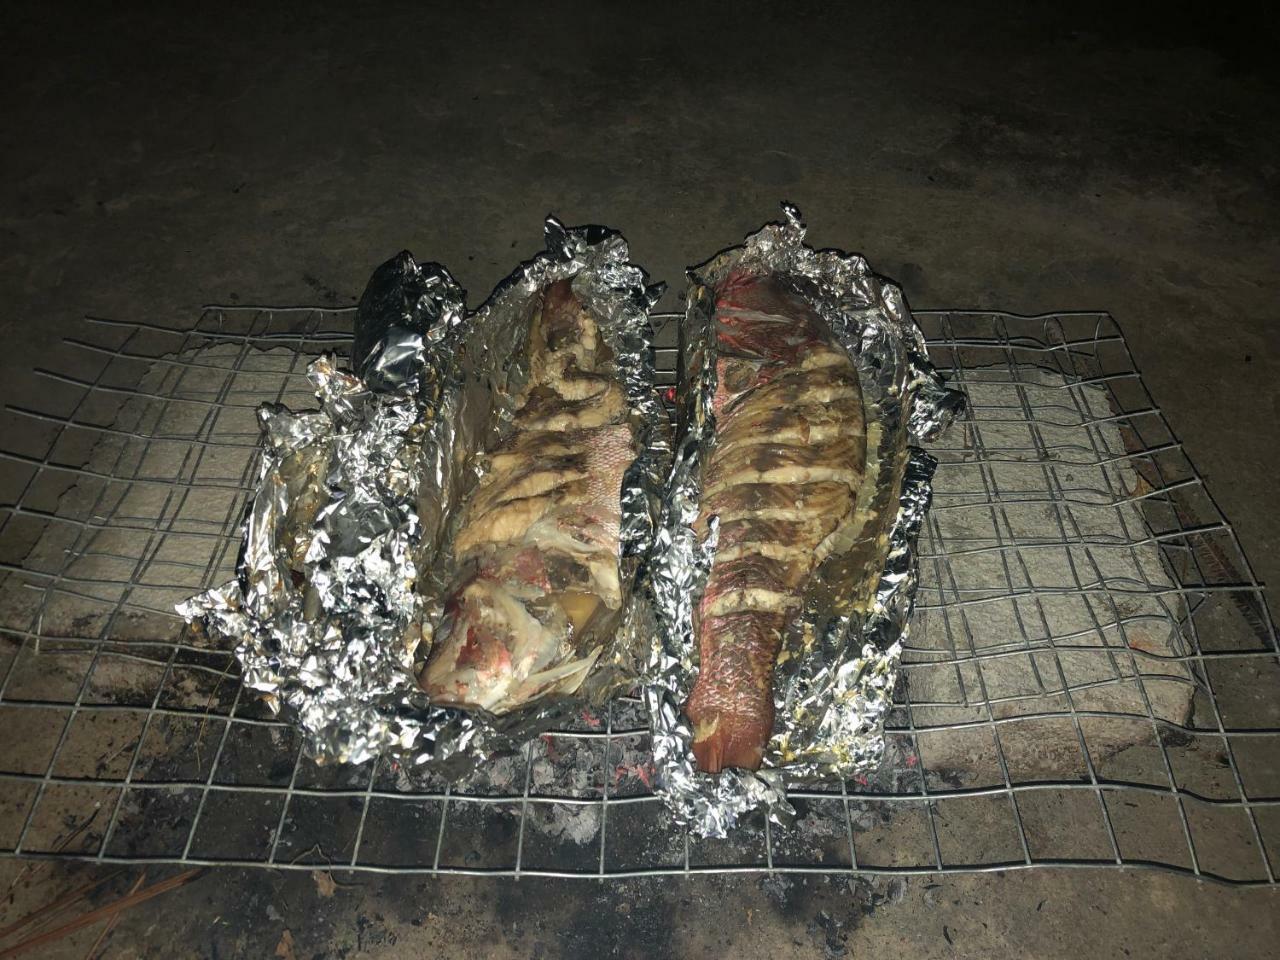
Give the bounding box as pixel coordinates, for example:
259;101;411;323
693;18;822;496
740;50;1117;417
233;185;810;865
419;280;637;713
684;271;870;773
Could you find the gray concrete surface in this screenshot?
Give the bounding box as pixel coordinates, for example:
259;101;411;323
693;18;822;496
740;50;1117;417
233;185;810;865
2;0;1278;956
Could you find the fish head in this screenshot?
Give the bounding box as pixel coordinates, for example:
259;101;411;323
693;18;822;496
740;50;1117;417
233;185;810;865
420;575;521;711
420;549;598;713
419;549;547;708
713;271;828;368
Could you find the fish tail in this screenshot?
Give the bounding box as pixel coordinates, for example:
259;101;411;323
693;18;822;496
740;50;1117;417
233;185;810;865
686;708;769;774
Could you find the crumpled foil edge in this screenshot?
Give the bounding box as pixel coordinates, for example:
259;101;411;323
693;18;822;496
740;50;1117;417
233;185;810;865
644;205;965;836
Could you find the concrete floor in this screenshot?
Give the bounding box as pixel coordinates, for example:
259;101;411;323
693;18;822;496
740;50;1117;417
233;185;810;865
2;1;1278;956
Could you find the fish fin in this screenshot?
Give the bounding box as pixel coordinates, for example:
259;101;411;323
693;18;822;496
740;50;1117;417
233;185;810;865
511;647;601;704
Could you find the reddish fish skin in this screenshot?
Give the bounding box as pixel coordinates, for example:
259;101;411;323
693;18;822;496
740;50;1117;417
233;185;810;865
684;271;866;773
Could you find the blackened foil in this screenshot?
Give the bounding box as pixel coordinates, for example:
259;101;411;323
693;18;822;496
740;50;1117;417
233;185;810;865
350;250;464;388
644;205;964;836
179;221;666;772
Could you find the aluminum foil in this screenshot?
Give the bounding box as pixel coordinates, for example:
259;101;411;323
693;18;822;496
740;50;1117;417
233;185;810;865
644;205;964;836
179;221;667;773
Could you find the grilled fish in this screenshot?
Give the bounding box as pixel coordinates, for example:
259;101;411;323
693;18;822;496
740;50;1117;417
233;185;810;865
684;272;869;772
419;280;637;713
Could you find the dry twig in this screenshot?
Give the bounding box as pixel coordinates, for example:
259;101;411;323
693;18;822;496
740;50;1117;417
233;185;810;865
82;871;145;960
0;868;205;959
0;870;124;941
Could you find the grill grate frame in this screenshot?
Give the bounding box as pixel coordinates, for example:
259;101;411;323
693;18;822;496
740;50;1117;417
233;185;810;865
0;307;1276;883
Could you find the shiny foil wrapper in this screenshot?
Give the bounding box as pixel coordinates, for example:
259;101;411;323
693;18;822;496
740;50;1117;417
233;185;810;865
179;219;667;773
644;206;964;836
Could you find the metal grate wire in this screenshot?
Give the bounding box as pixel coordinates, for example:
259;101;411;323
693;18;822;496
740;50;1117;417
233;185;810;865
0;308;1277;883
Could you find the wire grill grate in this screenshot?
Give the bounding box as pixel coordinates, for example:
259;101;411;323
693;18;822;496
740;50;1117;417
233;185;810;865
1;307;1277;883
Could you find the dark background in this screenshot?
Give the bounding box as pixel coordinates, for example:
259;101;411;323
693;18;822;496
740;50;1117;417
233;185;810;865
1;1;1277;956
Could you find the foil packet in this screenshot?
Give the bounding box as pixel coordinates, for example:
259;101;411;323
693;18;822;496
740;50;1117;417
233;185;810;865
179;219;667;773
644;205;964;836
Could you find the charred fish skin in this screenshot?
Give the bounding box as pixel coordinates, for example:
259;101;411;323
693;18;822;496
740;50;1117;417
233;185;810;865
683;272;869;773
420;279;636;714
